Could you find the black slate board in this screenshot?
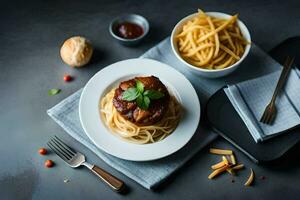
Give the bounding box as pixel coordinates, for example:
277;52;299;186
205;37;300;163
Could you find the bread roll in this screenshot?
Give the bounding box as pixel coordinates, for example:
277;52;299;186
60;36;93;67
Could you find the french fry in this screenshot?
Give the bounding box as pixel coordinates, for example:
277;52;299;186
222;156;229;165
226;168;235;175
219;44;240;60
215;56;235;69
211;161;226;170
232;164;244;170
208;165;229;179
212;51;226;64
176;9;248;69
206;16;220;58
183;43;214;57
208;148;256;187
224;29;235;50
209;148;233;155
230;154;236;165
244;168;255;186
197;15;238;43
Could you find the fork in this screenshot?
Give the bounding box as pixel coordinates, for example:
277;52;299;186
47;136;125;192
260;56;294;124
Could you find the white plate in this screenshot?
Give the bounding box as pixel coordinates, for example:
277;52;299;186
79;58;200;161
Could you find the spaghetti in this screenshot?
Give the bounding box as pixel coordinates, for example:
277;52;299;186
100;89;181;144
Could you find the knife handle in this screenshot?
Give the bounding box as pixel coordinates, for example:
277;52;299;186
90;165;125;192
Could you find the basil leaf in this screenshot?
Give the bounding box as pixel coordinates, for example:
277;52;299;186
136;80;144;93
143;96;150;110
144;90;165;100
136;94;144;109
48;89;61;96
122;88;139;101
136;95;151;110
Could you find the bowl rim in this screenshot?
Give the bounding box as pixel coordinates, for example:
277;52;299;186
109;14;149;42
170;11;252;73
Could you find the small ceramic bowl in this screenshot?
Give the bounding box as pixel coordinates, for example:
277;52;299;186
171;12;251;78
109;14;149;46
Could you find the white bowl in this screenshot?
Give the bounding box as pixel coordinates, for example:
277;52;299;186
171;12;251;78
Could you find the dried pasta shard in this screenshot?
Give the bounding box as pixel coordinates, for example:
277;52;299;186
244;168;255;186
209;148;233;155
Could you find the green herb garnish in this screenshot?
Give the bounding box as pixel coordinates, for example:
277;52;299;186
143;89;165;99
48;89;61;96
122;88;139;101
136;80;144;93
121;80;165;110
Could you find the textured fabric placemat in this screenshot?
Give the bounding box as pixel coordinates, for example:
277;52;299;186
224;67;300;142
48;89;216;189
48;37;281;189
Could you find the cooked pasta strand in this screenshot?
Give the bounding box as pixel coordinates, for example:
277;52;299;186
100;89;181;144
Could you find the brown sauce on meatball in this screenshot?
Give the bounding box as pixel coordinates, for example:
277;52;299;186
112;76;170;125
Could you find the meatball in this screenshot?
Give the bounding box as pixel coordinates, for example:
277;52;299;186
113;76;170;125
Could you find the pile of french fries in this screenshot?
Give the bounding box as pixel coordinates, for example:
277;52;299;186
208;148;254;186
176;9;250;69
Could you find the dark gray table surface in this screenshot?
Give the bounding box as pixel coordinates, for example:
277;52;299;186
1;0;300;199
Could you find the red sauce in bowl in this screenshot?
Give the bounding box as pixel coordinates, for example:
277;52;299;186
116;22;144;39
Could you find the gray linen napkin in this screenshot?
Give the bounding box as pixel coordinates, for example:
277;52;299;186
224;67;300;142
47;37;281;189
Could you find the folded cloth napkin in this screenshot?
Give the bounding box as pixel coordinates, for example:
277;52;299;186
47;89;216;190
224;66;300;142
47;37;281;189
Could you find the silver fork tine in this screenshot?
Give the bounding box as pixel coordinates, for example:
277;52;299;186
51;137;75;156
48;141;71;160
47;141;71;161
54;136;76;155
50;138;74;158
